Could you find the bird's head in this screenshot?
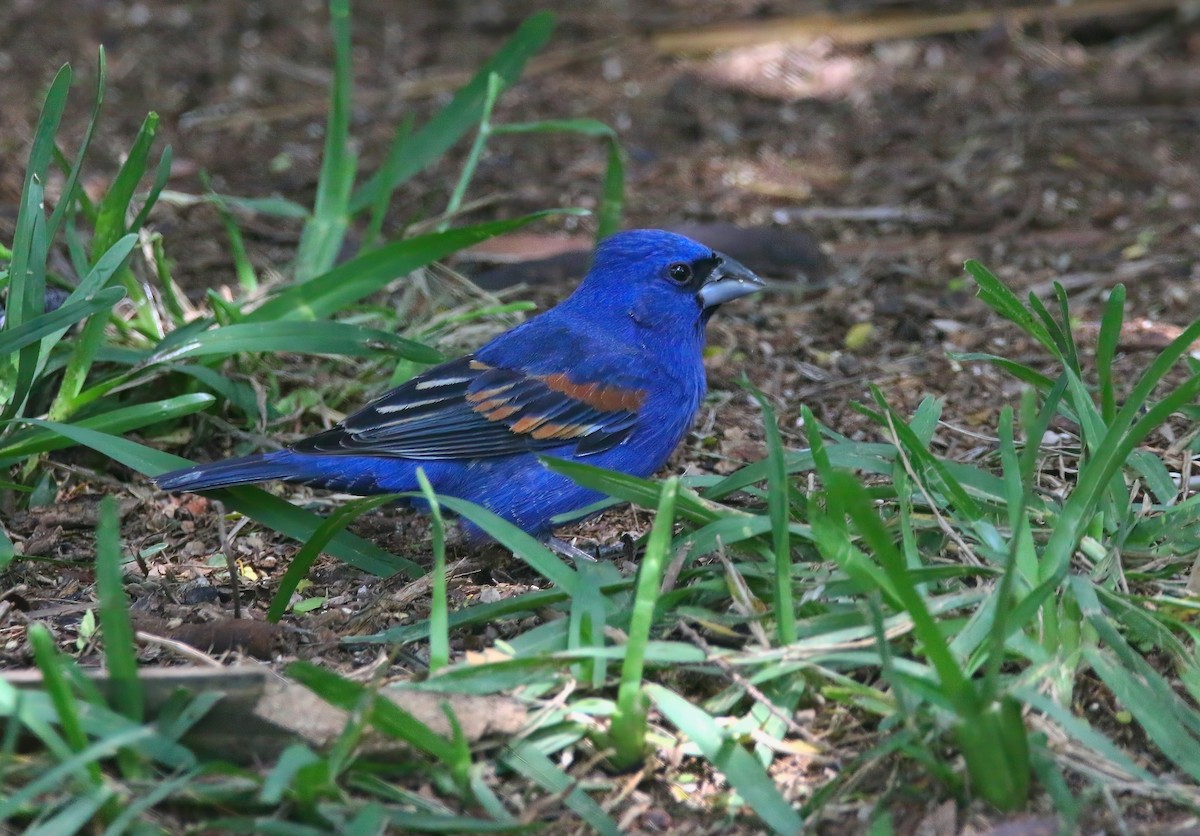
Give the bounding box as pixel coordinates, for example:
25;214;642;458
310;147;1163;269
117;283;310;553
566;229;764;340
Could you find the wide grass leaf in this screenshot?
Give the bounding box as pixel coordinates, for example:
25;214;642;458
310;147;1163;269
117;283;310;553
0;394;215;466
502;740;619;835
287;661;455;762
349;12;554;213
647;684;803;834
267;495;402;622
0;286;124;357
146;321;441;364
543;457;725;527
418;493;578;594
492;118;623;239
294;0;355;282
247;212;574;323
94;496;142;722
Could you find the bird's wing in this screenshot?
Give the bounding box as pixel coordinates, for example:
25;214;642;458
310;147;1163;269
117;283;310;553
289;355;646;460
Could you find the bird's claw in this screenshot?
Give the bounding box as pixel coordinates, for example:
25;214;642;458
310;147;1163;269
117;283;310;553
547;536;600;564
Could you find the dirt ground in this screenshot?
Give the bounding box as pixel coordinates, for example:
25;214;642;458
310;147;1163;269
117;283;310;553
2;0;1199;831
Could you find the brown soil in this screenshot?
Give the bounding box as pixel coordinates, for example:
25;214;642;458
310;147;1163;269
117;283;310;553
2;1;1199;832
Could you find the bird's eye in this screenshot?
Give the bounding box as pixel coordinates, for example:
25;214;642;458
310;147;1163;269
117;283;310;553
667;262;693;284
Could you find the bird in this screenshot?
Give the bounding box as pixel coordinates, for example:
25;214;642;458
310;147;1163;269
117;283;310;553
154;229;764;550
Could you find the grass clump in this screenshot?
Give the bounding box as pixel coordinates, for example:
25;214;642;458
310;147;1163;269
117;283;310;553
3;1;1200;833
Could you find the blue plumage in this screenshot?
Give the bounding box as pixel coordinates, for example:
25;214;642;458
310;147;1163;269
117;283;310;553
154;229;763;539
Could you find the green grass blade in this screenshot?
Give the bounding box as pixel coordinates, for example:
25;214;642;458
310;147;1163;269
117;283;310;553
27;786;115;836
414;493;578;594
94;496;142;722
1127;450;1177;505
348;586;573;644
1052;283;1081;373
26;624;99;784
702;440;900;500
349;12;554;213
567;560;610;688
827;472;972;706
92;112;158;258
4;193;49;421
201;175;258;292
596;134;625;239
609;477;677;769
949;353;1057;392
1015;687;1153;782
247;212;574;323
491;117;624;239
416;470;450;672
101;768;199;835
46;50;105;241
89;109;162;335
501;741;620;836
6;65;70;334
0;394;215;465
0;724;157;821
0;286;124;357
1043;368;1200;583
1017;375;1068;487
361;115;414;250
145;320;441;364
259;744;321;805
1073;577;1200;780
129;143;172;233
1026;291;1071;366
442;73;502;226
287;661;456;762
1087;645;1200;780
869;388;984;523
954;695;1030;810
267;494;405;622
294;0;356;282
749;387;796;644
646;683;803;834
157;190;312;218
542;456;724;527
38;232;137;420
0;527;14;571
964;259;1055;353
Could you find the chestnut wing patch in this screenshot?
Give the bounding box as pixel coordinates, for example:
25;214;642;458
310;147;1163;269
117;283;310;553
290;356;645;460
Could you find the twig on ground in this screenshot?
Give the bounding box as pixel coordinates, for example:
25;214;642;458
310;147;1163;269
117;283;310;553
135;630;224;667
678;620;822;746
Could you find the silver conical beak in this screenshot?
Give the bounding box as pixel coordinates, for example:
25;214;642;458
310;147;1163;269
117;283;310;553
697;253;764;309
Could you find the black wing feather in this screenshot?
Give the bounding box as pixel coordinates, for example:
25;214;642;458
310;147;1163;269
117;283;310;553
290;355;642;460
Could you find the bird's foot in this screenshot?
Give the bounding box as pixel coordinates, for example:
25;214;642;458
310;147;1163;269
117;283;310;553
547;536;600;564
547;536;639;564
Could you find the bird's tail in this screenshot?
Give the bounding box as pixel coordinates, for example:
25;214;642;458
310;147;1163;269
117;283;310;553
153;453;302;493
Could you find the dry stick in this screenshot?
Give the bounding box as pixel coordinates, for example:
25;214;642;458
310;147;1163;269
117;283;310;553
653;0;1181;54
511;680;579;747
214;501;242;619
884;410;983;567
1027;257;1186;298
516;744;615;827
779;206;951;225
601;765;648;814
677;620;822;746
659;542;692;597
713;540;773;649
614;791;653;834
135;630;224;668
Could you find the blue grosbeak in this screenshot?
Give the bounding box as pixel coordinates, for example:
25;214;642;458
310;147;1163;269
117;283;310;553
154;229;763;541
